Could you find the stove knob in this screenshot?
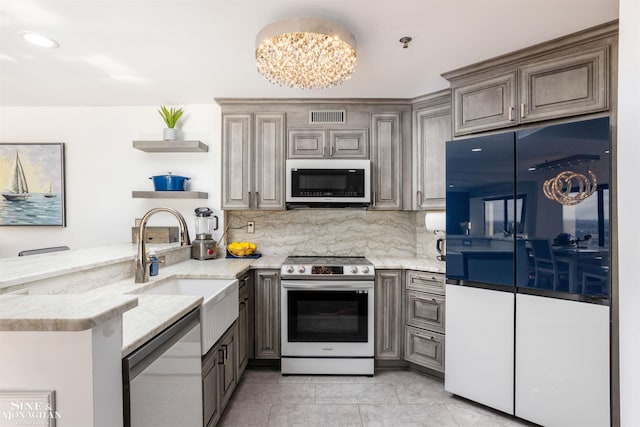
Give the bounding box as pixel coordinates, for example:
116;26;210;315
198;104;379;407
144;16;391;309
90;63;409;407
207;249;214;255
298;266;306;273
350;266;358;274
286;265;294;274
361;266;370;274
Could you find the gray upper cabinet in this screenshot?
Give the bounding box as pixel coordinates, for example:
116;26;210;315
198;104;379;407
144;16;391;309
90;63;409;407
222;114;252;209
519;46;608;123
288;128;368;159
452;72;517;136
370;113;402;210
413;91;451;210
375;270;403;360
443;21;616;136
222;113;285;210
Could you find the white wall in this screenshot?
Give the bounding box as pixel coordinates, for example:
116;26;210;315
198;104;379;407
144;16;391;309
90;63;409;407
0;104;222;258
617;1;640;425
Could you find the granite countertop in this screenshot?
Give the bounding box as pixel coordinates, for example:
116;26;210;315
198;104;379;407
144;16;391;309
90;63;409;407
0;293;138;332
0;245;443;357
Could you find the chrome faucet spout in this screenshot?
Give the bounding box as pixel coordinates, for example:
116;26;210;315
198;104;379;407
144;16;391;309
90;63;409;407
134;207;191;283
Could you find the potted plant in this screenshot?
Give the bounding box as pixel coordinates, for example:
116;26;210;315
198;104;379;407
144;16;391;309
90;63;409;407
158;105;184;141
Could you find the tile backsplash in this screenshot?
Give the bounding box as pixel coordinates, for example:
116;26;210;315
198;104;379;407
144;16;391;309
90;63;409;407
226;209;444;264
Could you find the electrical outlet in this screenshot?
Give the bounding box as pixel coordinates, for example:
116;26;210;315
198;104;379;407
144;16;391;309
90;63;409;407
247;221;255;234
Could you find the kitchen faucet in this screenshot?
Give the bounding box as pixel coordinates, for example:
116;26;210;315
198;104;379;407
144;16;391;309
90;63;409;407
134;207;191;283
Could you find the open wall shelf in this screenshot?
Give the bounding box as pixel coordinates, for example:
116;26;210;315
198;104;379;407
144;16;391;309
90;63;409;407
132;140;208;152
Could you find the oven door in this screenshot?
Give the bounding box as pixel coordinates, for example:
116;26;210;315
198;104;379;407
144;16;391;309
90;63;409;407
281;280;374;357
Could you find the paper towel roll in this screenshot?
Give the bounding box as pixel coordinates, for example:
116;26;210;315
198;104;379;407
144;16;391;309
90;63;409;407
425;211;446;232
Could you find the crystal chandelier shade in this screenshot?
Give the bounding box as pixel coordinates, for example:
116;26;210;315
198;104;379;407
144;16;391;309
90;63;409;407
255;18;357;90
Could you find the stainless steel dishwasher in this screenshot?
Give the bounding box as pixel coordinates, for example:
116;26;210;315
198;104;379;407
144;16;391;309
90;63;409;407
123;308;202;427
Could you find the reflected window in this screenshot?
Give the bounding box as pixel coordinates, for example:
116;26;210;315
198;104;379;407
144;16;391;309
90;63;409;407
484;195;526;236
562;185;609;247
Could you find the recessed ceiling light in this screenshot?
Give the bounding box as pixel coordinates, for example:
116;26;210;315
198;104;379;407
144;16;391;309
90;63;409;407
604;150;610;154
20;32;59;48
528;167;536;171
448;184;454;188
471;148;482;152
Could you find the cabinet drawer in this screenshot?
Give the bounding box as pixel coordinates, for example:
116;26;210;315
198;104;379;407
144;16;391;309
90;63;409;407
405;291;445;333
404;326;445;372
405;271;445;294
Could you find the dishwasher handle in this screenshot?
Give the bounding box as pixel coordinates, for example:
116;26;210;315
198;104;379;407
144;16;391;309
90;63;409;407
281;280;374;291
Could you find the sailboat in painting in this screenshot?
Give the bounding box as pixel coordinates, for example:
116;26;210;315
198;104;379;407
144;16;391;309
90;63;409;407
44;182;57;198
2;151;31;201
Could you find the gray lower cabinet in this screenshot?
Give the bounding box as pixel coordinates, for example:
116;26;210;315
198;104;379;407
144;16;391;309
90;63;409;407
370;113;402;210
218;324;237;410
254;269;280;359
203;344;220;427
413;91;451;210
443;22;616;136
404;270;446;373
222;113;286;210
202;322;237;427
287;128;368;159
374;270;403;360
237;275;251;378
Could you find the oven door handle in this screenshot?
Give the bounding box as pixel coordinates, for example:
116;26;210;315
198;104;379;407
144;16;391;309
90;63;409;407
281;280;374;290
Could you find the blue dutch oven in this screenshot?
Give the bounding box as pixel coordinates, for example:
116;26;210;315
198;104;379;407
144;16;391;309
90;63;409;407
149;172;190;191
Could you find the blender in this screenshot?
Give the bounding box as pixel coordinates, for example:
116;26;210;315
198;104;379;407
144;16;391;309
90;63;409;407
191;207;219;260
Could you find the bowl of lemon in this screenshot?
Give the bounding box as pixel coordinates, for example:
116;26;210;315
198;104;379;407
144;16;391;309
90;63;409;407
226;241;259;258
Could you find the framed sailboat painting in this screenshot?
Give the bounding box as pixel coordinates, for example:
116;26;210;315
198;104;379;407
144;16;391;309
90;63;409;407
0;143;66;226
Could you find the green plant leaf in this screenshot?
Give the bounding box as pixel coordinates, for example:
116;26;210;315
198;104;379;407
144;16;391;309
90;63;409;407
158;105;183;128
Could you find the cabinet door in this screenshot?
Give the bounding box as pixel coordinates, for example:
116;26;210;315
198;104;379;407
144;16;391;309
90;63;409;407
452;72;517;136
515;294;610;427
405;291;445;333
219;324;236;410
237;291;249;378
404;326;445;372
254;113;285;209
414;104;450;209
370;113;402;210
519;46;608;123
374;270;403;360
254;270;280;359
287;129;326;158
202;346;220;427
445;284;514;415
329;129;369;158
222;114;252;209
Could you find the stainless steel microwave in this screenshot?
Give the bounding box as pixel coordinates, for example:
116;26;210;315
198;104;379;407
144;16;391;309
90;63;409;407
285;159;371;208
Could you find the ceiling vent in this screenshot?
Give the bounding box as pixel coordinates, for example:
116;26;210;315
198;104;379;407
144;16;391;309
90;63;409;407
309;110;346;124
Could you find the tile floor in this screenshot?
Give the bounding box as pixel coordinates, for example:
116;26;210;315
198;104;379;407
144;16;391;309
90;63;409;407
219;368;534;427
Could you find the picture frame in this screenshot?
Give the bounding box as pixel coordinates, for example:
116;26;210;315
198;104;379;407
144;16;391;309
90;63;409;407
0;143;66;226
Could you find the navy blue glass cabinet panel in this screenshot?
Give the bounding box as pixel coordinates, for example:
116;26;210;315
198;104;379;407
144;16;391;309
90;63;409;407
516;117;610;299
446;132;516;287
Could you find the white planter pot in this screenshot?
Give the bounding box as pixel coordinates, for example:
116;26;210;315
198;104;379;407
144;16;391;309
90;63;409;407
163;128;177;141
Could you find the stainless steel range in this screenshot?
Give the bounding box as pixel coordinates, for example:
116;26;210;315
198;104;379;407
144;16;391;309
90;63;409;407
280;256;375;375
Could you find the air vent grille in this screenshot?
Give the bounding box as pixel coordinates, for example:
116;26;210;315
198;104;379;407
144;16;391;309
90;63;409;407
309;110;346;124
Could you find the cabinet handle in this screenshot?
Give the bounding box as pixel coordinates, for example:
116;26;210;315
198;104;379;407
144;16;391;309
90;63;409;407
248;191;252;209
255;191;260;209
330;146;335;157
508;106;514;121
520;103;526;119
415;332;436;341
323;146;326;157
416;191;423;207
218;348;225;364
431;298;438;304
372;191;376;206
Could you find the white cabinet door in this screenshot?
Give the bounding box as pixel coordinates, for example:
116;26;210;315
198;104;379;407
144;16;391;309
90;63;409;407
515;294;610;427
445;284;514;415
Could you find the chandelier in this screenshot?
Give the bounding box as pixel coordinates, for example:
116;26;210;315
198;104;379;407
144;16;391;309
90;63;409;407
255;17;357;89
543;170;598;206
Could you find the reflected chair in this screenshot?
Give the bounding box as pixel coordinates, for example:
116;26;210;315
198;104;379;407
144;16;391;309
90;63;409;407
529;239;568;290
